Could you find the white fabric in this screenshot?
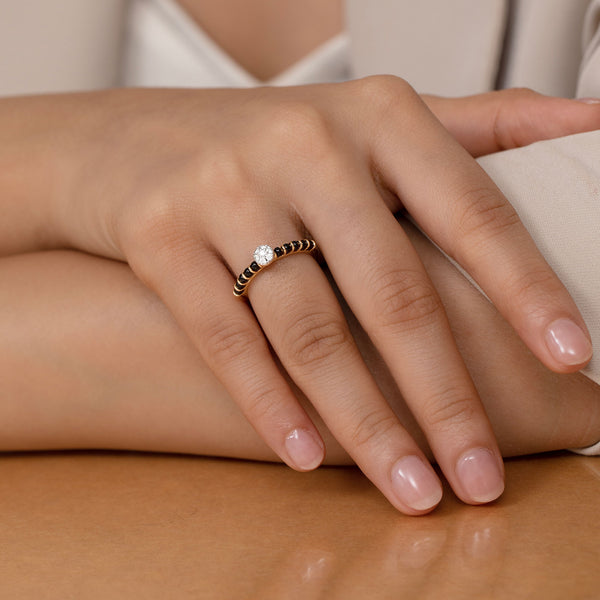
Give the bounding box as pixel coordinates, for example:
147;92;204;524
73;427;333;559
122;0;350;88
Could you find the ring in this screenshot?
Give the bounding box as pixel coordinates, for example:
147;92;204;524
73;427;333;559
233;239;317;297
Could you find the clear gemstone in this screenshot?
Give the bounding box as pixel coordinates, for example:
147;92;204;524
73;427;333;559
253;245;274;266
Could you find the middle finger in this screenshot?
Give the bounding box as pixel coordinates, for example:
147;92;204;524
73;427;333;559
298;161;505;506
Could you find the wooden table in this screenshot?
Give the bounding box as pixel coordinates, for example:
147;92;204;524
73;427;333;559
0;451;597;599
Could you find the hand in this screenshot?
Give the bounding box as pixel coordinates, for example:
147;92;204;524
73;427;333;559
30;79;597;514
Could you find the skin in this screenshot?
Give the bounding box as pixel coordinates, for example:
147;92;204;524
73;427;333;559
1;2;599;512
1;228;598;462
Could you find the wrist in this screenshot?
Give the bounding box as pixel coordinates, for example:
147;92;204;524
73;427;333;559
0;91;115;256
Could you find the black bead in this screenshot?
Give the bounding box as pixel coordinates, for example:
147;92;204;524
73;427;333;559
292;241;301;251
300;239;309;251
274;246;284;257
244;268;253;278
238;275;248;284
283;243;293;253
308;240;316;250
250;261;260;272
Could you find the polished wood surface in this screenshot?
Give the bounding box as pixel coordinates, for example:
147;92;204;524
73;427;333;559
0;451;598;598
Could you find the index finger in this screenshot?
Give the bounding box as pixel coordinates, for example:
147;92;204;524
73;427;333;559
360;77;593;373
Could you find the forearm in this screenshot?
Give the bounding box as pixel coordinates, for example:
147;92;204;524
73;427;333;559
0;93;85;254
0;89;186;258
0;248;291;459
2;223;598;461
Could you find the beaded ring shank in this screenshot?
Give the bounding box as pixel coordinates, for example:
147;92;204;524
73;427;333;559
233;239;317;297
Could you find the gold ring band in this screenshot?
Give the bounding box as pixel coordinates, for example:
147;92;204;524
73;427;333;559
233;239;317;297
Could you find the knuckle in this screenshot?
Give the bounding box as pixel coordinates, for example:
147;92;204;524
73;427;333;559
284;310;351;370
370;269;442;331
455;187;521;243
347;75;422;151
242;384;286;424
422;389;478;432
503;86;538;101
348;409;400;450
126;193;182;250
262;101;334;158
196;146;253;198
506;266;564;318
204;318;265;366
354;75;415;109
492;88;541;150
489;87;539;110
122;192;198;279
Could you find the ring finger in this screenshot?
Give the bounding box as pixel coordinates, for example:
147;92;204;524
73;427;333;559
216;210;446;515
296;163;505;506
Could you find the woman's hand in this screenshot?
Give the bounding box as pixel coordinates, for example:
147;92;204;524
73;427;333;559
1;79;597;514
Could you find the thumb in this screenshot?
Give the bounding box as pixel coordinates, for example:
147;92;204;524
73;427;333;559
423;88;600;157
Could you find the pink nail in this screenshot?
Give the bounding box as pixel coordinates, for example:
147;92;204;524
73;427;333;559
456;448;504;503
576;97;600;104
391;456;443;511
285;428;324;471
545;318;593;366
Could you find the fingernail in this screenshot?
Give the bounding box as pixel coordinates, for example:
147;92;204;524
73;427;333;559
391;455;443;511
545;318;593;366
576;97;600;104
285;428;324;471
456;448;504;503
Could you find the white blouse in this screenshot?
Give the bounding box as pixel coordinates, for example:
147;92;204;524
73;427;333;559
121;0;351;88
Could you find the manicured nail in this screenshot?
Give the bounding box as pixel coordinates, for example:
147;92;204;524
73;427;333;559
285;428;324;471
545;318;593;366
456;448;504;503
391;455;443;511
576;97;600;104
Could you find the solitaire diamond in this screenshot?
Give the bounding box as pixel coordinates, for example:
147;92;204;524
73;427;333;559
253;245;274;266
